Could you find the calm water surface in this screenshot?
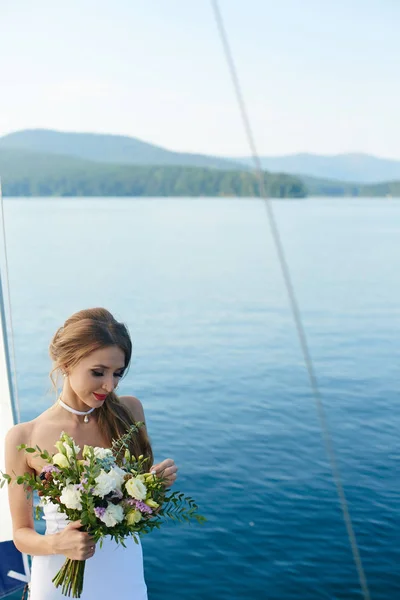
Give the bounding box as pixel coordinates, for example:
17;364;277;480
2;197;400;599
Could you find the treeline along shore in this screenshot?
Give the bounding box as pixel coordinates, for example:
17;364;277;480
1;145;400;198
0;149;306;198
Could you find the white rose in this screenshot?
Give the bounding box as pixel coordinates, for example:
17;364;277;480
93;447;114;460
60;484;83;510
93;469;117;498
99;502;125;527
125;477;147;501
108;466;126;492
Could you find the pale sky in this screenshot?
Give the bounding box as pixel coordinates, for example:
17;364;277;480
1;0;399;158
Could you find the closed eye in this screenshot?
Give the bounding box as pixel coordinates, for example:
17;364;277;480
91;370;125;378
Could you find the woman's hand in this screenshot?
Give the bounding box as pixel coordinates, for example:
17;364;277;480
52;520;96;560
151;458;178;487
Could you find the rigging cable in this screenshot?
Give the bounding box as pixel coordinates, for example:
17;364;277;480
210;2;371;599
0;177;22;424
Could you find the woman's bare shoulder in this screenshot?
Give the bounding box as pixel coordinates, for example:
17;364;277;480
5;420;36;475
5;420;33;448
118;395;145;422
5;409;55;448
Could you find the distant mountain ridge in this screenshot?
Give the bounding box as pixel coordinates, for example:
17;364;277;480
0;129;243;171
230;152;400;184
1;129;400;188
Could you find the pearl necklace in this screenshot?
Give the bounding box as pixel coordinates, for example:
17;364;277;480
58;397;96;423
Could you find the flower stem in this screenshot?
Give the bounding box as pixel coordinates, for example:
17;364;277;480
52;558;86;598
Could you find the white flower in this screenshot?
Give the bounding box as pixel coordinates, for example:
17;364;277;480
93;469;117;498
93;447;114;460
126;509;142;525
55;440;67;455
82;445;93;459
63;441;81;459
99;502;125;527
56;437;80;458
125;477;147;501
52;453;69;469
60;484;83;510
108;466;126;492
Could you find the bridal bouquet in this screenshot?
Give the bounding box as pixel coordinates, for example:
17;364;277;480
1;423;205;598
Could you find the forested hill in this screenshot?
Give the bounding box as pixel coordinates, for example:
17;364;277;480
1;131;399;197
3;130;400;185
0;148;306;198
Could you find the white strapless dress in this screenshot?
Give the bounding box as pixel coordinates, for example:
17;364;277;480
29;502;148;599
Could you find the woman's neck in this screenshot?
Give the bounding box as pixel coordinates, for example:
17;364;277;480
53;383;98;424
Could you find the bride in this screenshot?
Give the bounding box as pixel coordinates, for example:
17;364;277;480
5;308;178;599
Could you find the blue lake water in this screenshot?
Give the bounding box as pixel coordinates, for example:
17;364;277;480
2;197;400;599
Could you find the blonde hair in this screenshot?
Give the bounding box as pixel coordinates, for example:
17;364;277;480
49;307;153;466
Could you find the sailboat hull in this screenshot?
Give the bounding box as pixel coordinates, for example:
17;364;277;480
0;541;27;599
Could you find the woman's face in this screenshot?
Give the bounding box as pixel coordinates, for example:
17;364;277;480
65;345;126;408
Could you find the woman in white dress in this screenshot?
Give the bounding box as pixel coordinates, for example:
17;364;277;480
5;308;178;599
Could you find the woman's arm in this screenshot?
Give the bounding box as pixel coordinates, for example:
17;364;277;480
119;395;178;487
5;424;95;559
5;423;58;556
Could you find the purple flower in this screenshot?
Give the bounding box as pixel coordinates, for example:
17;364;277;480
124;498;136;507
42;465;61;474
123;498;152;514
76;477;88;491
94;506;106;518
135;500;153;514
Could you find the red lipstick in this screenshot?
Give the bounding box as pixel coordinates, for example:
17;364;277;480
93;393;108;401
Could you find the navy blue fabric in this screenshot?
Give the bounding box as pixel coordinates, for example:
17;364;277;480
0;541;25;599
